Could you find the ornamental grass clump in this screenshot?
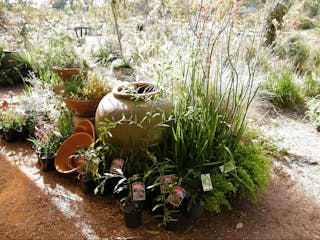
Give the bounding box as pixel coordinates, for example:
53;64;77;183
265;66;303;108
144;0;271;218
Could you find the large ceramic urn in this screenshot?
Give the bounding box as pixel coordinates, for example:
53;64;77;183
95;82;171;149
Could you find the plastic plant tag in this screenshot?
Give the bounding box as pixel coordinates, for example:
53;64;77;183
219;161;236;173
160;175;178;194
201;173;213;192
110;158;124;174
132;182;146;201
167;186;186;208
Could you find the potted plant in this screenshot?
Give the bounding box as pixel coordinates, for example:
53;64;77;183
150;175;186;231
47;32;89;82
115;174;144;228
62;71;111;117
71;143;104;194
182;172;206;219
28;116;62;171
0;108;27;142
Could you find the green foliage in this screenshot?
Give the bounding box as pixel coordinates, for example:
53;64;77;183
302;73;320;97
62;75;85;98
275;35;310;71
62;72;111;100
296;16;317;30
203;173;236;213
0;110;26;133
92;42;120;67
27;116;62;159
203;138;270;212
0;49;32;86
31;30;88;72
303;0;320;18
111;58;132;70
306;97;320;125
57;108;73;141
52;0;67;9
72;143;102;178
310;49;320;68
264;2;288;46
265;69;303;108
233;140;270;200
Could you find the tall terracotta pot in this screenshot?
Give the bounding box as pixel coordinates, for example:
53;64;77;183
95;82;171;149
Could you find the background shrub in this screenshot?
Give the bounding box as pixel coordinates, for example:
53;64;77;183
275;34;310;72
265;68;303;108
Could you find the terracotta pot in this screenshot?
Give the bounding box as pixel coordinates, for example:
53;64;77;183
73;119;96;141
54;132;94;174
63;98;101;117
95;82;171;148
52;67;84;81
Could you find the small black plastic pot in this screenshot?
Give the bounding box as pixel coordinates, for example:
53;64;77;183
3;129;19;142
79;173;96;194
37;154;55;171
165;210;184;231
113;188;129;200
121;204;142;228
188;203;204;219
19;127;29;140
144;188;161;212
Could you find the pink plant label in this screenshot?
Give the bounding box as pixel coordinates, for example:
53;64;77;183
132;182;146;201
110;158;124;175
167;186;186;208
160;175;178;194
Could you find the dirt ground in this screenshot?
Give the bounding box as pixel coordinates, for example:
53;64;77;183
1;86;320;240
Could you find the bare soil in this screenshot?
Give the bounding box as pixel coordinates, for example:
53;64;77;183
1;86;320;240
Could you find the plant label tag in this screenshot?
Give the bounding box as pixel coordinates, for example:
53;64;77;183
201;173;213;192
132;182;146;201
160;175;178;194
167;186;186;208
219;161;236;173
110;158;124;175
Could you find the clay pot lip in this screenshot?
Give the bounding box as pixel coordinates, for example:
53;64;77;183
54;132;94;174
73;119;96;141
62;97;102;103
112;82;159;100
52;66;83;71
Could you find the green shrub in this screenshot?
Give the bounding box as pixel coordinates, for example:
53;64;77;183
265;69;303;108
306;97;320;126
204;136;270;212
303;0;320;18
264;2;288;46
303;73;320;97
0;48;32;86
275;35;310;71
311;49;320;67
297;17;317;30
